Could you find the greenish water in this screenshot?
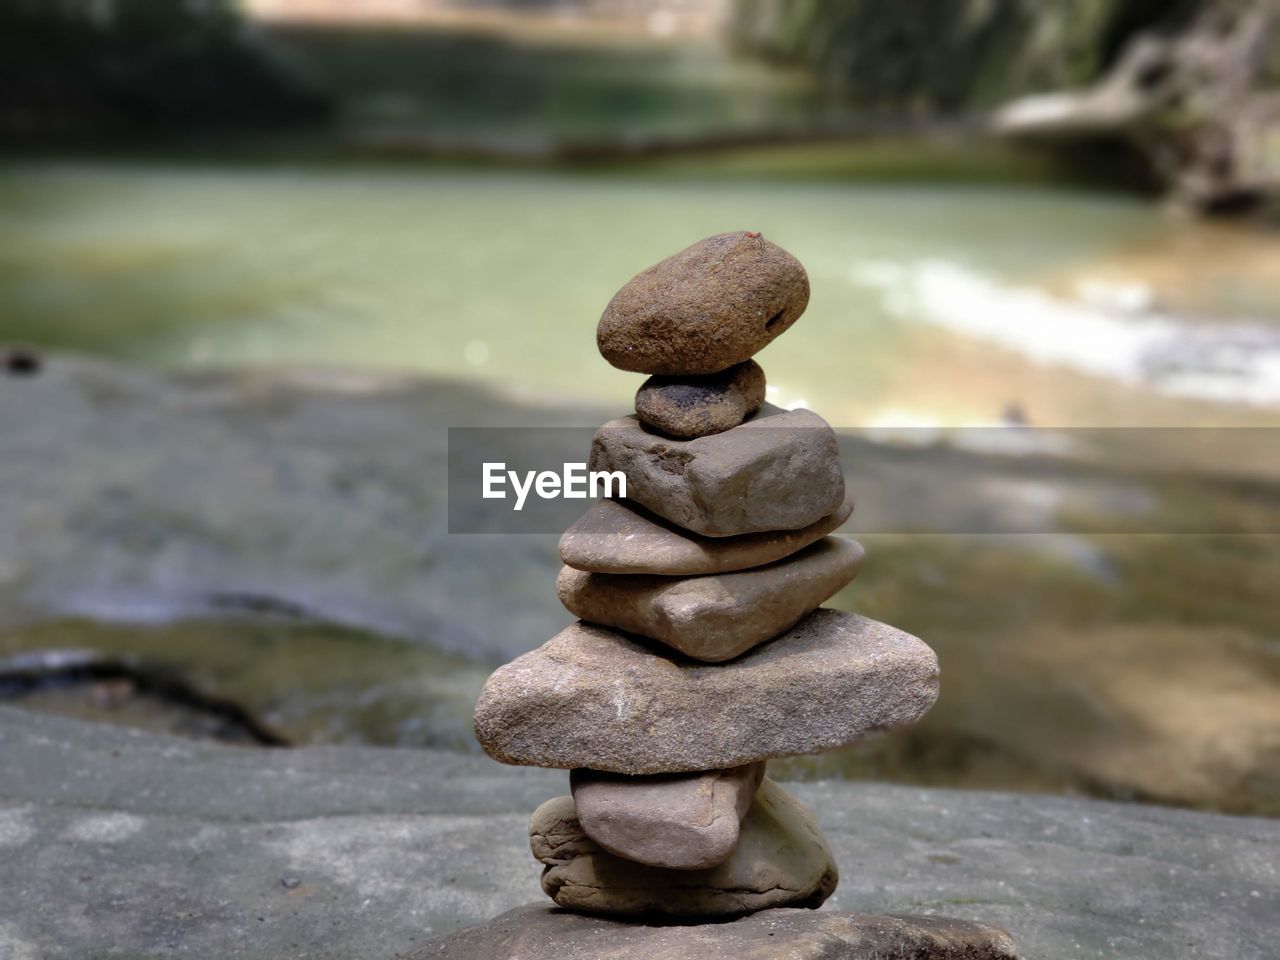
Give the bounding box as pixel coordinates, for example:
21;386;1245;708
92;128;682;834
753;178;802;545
8;161;1247;421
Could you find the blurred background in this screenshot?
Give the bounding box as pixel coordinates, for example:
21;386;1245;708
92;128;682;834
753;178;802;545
1;1;1277;817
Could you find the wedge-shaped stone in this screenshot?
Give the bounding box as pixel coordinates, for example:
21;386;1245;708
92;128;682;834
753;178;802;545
408;903;1022;960
559;493;854;576
531;778;836;918
588;404;843;537
569;763;764;870
557;537;863;662
634;360;766;439
596;232;810;376
474;609;939;775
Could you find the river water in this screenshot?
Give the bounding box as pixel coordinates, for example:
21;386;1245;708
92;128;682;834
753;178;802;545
2;160;1278;812
4;162;1279;427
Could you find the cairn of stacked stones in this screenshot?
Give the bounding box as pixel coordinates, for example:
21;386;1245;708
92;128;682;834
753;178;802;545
473;232;941;920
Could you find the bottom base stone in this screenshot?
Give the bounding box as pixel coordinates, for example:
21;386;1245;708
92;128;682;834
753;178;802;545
403;904;1021;960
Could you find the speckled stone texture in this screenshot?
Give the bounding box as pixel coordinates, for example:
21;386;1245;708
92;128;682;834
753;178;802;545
588;404;844;537
634;360;766;439
5;711;1274;960
529;778;837;918
407;904;1021;960
597;232;809;375
473;609;939;774
558;494;855;576
569;763;764;870
556;537;864;661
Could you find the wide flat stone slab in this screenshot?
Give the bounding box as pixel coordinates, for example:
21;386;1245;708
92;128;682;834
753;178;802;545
407;904;1020;960
588;404;844;537
556;537;864;661
2;709;1277;960
473;609;939;774
532;778;837;918
570;763;764;870
558;494;855;576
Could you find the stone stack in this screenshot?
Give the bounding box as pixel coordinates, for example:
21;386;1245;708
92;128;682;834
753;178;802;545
474;233;943;921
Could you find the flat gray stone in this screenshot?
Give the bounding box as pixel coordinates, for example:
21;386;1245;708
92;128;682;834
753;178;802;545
532;778;838;918
635;359;766;439
556;537;864;661
559;494;855;576
406;904;1021;960
588;404;844;537
596;232;810;376
473;609;939;774
569;763;765;869
3;709;1277;960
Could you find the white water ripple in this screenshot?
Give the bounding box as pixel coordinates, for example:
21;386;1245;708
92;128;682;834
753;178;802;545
852;258;1280;407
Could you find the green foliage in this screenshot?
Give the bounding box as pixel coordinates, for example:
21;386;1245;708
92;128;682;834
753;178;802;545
731;0;1207;113
0;0;330;140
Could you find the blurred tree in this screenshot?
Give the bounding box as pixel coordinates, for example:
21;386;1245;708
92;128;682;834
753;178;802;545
730;0;1204;114
992;1;1280;212
0;0;330;142
733;0;1278;212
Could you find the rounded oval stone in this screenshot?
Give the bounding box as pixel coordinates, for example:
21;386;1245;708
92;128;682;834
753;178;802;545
634;360;766;439
597;232;810;375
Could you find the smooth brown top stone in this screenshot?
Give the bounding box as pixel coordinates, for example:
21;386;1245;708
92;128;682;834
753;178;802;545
556;537;864;662
569;763;764;870
588;403;844;537
597;232;810;376
634;360;766;439
532;778;837;918
406;903;1022;960
558;493;855;576
473;608;939;775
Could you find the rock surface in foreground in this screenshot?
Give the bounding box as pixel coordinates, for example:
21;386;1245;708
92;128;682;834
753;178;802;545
597;232;810;376
4;709;1276;960
407;903;1021;960
558;494;854;576
532;778;837;918
588;405;844;537
473;609;939;774
556;538;863;661
634;359;766;439
569;763;764;870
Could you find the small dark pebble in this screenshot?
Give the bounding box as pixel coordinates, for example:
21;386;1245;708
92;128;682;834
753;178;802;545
281;876;301;889
3;348;42;376
635;360;766;439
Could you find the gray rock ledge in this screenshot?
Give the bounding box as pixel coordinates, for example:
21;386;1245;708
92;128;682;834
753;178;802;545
1;708;1277;959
